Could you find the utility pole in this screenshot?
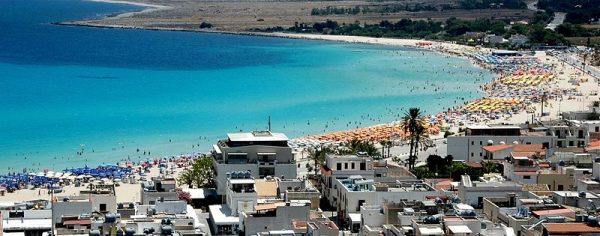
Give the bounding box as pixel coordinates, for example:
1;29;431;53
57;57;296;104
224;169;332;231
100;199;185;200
268;116;271;132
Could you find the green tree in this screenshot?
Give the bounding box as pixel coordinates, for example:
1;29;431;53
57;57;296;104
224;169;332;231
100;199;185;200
344;139;381;156
307;146;332;190
177;156;215;188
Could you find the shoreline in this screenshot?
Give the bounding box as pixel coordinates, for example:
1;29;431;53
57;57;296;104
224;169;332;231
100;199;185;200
85;0;172;20
37;1;600;167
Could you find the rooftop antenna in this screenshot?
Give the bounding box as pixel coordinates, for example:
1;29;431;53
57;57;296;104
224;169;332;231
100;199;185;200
268;116;271;132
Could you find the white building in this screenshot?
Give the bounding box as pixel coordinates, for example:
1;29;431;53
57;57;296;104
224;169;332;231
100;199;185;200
212;131;297;195
335;176;439;225
458;175;522;207
321;153;388;207
447;125;554;162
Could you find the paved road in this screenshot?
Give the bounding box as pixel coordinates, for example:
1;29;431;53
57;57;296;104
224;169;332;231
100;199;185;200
525;0;565;31
546;12;566;31
387;138;448;166
195;210;212;236
526;0;537;11
554;52;600;81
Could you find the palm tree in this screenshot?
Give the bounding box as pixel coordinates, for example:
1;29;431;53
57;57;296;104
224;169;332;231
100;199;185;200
307;145;331;190
344;139;380;156
401;108;428;171
379;140;387;158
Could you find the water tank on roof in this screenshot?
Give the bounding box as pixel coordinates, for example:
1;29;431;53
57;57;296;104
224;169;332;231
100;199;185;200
232;171;239;179
559;160;566;166
116;228;124;236
423;215;441;224
117;203;123;209
588;216;599;226
580;192;587;198
244;171;251;179
89;230;101;236
105;213;117;223
461;209;476;217
513;141;519;144
595;157;600;163
161;226;173;235
543;198;554;205
129;203;135;209
451;196;461;204
576;214;588;222
63;197;70;202
499;141;506;145
125;228;135;236
143;228;155;234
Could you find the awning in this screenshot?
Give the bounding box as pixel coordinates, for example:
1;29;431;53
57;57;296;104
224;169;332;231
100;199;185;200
255;203;277;211
63;219;92;225
448;225;472;234
228;153;248;156
257;152;276;155
213;144;222;154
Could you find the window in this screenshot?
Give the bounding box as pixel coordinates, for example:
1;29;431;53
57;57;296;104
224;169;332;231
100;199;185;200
337;163;342;170
569;141;574;147
523;176;531;179
344;163;348;169
357;200;365;211
480;141;483;145
360;162;366;170
557;141;563;147
471;153;474;157
578;130;584;138
558;185;564;191
471;141;474;145
100;204;107;212
480;152;483;157
526;142;531;144
351;162;355;169
596;127;599;132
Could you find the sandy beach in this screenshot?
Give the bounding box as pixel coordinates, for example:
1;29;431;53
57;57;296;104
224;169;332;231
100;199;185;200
87;0;172;20
0;159;188;203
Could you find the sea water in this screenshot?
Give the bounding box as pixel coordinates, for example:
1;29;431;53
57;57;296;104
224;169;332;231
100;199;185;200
0;0;494;172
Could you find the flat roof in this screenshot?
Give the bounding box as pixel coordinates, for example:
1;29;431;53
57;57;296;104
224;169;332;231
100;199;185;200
209;204;240;225
230;179;255;184
348;213;361;223
467;125;520;129
255;179;278;198
3;219;51;230
227;132;289;142
419;227;444;235
448;225;472;234
184;188;216;199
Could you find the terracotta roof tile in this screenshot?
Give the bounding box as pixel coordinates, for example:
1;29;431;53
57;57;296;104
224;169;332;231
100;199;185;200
543;223;600;234
481;144;513;152
512;144;544;152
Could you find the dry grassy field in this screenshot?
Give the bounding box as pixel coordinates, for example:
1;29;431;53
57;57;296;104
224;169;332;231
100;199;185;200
79;0;535;31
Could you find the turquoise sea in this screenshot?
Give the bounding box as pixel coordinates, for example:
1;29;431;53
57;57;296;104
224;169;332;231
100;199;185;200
0;0;494;172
